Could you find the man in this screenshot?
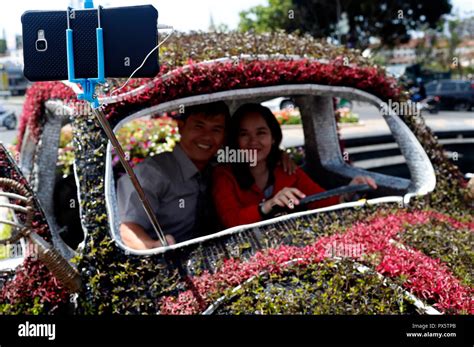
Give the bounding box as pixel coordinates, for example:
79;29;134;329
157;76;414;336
117;101;229;249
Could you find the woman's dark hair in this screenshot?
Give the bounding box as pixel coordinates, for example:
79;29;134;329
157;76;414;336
229;103;282;189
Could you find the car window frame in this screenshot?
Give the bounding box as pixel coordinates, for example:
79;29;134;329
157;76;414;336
101;84;435;256
440;81;456;91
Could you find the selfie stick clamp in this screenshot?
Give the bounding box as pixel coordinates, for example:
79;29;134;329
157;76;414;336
83;0;94;9
65;1;168;247
66;5;104;108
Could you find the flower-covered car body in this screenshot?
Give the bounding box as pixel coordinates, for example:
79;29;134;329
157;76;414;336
0;32;472;315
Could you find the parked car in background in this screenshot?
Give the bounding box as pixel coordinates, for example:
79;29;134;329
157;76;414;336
0;63;29;97
0;65;11;99
6;66;29;96
261;96;296;112
426;79;474;111
0;103;16;130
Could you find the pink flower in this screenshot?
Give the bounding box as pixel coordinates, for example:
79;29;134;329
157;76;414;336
158;210;473;314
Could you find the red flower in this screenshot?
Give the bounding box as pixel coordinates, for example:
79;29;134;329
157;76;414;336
159;210;473;315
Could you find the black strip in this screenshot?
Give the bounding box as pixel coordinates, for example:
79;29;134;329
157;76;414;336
0;315;471;345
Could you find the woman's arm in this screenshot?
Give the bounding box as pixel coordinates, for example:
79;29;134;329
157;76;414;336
293;168;340;209
295;170;378;207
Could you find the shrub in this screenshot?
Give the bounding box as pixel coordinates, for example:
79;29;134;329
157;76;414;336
57;116;180;177
113;116;179;169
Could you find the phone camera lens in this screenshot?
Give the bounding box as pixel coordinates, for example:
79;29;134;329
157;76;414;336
36;40;47;52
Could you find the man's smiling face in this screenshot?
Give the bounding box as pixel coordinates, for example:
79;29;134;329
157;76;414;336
178;112;226;169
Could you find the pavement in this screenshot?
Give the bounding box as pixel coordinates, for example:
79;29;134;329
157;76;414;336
3;96;25;106
281;103;474;147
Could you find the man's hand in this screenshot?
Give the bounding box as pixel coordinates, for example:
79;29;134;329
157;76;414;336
466;177;474;201
340;176;377;202
154;234;176;248
120;222;176;250
279;151;298;175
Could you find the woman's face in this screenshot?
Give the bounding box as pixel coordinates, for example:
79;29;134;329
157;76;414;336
237;112;273;165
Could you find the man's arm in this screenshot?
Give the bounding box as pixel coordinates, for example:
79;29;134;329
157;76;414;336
120;222;160;249
117;159;172;250
120;222;176;250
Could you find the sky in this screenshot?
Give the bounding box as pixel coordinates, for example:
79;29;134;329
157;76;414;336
0;0;473;49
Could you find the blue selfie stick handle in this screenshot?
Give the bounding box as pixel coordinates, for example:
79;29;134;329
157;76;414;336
96;28;104;80
66;3;105;108
84;0;94;9
66;28;75;81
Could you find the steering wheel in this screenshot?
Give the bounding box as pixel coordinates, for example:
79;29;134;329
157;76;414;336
268;184;375;217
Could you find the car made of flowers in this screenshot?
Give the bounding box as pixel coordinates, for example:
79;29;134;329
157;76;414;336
0;32;472;315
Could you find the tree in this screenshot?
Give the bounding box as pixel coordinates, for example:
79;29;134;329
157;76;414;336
446;19;462;77
0;39;7;55
238;0;452;49
238;0;296;33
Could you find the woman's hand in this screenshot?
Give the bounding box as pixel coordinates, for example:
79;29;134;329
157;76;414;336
261;187;306;214
340;176;377;202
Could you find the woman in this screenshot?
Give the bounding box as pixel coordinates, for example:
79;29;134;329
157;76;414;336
212;103;377;229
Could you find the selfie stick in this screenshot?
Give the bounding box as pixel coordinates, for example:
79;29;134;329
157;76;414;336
66;1;168;246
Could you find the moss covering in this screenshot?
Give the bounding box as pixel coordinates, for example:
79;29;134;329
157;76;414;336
400;218;473;287
215;259;419;315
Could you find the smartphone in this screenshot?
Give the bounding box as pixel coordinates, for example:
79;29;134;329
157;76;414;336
22;5;159;81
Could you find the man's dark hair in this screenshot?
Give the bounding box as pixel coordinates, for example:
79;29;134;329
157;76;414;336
228;103;283;190
180;101;230;125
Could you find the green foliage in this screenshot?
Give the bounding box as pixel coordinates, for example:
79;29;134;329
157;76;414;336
0;210;13;260
273;108;302;125
239;0;294;33
400;219;474;287
237;0;452;49
336;107;359;123
0;213;11;240
0;39;7;55
114;117;180;168
215;259;418;314
159;31;374;69
57;117;180;176
0;297;44;315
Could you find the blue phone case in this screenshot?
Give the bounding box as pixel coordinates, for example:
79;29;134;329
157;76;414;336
22;5;159;81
